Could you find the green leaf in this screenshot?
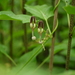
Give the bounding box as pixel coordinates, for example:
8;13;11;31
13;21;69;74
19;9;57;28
15;39;50;75
18;45;42;64
0;44;17;66
25;4;54;20
58;71;75;75
64;5;75;14
34;40;68;71
0;11;31;23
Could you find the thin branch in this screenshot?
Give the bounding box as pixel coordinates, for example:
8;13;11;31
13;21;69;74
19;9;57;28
22;0;28;53
49;0;59;73
66;0;75;70
1;32;4;44
9;0;14;59
0;6;4;46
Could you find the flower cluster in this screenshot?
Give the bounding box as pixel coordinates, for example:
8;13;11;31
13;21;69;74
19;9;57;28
30;16;49;44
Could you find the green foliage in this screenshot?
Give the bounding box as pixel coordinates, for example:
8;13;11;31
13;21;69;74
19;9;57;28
0;0;75;75
0;44;16;66
25;4;54;35
0;11;31;23
64;5;75;14
25;4;54;20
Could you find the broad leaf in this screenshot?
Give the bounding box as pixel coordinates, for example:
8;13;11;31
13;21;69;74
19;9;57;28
0;11;31;23
64;5;75;14
25;4;54;20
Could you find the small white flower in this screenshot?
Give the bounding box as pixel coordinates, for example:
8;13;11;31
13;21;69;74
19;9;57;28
32;36;36;40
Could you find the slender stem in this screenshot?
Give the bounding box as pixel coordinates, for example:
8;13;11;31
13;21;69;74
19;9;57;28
0;30;4;44
65;2;70;28
51;20;58;34
49;0;59;73
67;14;70;28
46;20;52;35
0;8;5;62
32;30;34;36
10;21;13;57
38;8;52;35
22;0;28;53
66;0;75;70
9;0;14;61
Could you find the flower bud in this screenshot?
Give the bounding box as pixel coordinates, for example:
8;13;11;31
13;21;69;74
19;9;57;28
38;21;44;28
38;21;44;34
30;16;35;23
30;16;36;29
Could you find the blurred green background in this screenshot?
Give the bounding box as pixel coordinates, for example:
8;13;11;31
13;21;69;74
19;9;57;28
0;0;75;75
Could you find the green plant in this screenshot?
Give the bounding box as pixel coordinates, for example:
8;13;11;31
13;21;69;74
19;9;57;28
0;0;75;75
64;0;75;70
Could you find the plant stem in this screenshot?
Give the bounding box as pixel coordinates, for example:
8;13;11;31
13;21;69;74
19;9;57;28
9;0;14;61
46;20;51;35
22;0;28;53
0;29;4;44
66;0;75;70
65;2;70;28
67;14;70;28
49;0;59;73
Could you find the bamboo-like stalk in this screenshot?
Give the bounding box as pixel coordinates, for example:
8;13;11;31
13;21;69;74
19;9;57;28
66;0;75;70
9;0;14;59
1;32;4;44
22;0;28;53
49;0;59;73
0;8;4;45
0;25;4;44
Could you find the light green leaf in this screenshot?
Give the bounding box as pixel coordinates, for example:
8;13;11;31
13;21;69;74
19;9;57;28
25;4;54;20
15;39;50;75
64;5;75;14
0;44;17;66
0;11;31;23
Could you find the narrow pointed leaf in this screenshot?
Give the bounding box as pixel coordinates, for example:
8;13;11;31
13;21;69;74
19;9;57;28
0;44;17;66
